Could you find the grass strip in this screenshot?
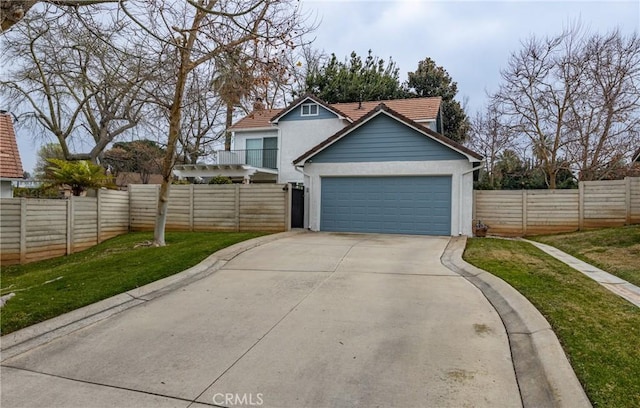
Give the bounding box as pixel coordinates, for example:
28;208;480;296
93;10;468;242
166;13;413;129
1;231;267;335
464;238;639;408
533;225;640;287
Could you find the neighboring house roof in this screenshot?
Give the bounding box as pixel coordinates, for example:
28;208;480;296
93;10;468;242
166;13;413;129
0;112;24;179
230;95;442;131
228;108;281;131
293;103;482;165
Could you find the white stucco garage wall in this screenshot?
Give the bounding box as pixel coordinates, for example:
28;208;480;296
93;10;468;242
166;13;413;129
301;160;476;236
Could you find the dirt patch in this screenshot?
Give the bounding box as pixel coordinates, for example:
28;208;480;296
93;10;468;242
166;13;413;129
446;369;476;383
473;323;493;336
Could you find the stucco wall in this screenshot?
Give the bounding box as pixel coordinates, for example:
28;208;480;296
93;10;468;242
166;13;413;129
302;160;476;236
276;118;347;184
1;180;13;198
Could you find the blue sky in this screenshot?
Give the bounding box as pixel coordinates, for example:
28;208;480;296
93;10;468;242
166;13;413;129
14;0;640;173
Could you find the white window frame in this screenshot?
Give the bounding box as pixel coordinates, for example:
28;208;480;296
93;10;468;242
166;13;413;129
301;103;319;116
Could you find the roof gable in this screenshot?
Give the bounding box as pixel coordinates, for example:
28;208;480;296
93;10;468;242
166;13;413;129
308;114;465;163
293;104;482;165
270;94;349;123
0;113;24;179
278;102;340;122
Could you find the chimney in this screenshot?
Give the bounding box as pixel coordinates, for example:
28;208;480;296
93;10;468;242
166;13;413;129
253;98;264;111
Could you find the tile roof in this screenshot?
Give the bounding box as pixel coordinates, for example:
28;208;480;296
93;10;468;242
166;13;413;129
293;103;482;165
228;109;281;130
330;97;441;122
0;112;24;179
229;96;442;130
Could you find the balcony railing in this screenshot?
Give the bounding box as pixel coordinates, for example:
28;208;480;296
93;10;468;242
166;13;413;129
215;149;278;170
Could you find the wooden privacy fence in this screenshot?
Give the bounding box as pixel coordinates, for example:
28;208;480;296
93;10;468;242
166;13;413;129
474;177;640;236
129;184;289;232
0;190;129;265
0;184;289;266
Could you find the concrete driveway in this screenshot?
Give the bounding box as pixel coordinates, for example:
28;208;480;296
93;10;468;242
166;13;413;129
1;233;521;407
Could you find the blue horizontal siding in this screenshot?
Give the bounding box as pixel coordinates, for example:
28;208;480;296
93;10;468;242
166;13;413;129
321;176;452;235
279;104;337;121
311;114;464;162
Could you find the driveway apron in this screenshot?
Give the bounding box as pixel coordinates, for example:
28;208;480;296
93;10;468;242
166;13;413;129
1;233;521;408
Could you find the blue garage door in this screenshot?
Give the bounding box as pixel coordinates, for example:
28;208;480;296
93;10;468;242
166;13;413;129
321;176;452;236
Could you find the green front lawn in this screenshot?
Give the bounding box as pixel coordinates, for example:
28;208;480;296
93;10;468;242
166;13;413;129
464;238;639;408
533;225;640;287
0;231;267;335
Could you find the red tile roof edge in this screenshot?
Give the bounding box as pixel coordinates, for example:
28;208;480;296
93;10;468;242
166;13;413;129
0;113;24;179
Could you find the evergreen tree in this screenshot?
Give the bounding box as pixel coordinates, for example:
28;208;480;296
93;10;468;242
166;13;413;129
407;57;470;142
304;50;407;103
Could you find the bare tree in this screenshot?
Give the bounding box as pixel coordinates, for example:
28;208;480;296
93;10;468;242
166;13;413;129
251;40;323;108
492;28;584;188
120;0;310;246
180;66;227;163
564;30;640;180
467;103;518;188
1;6;149;163
212;47;259;151
492;26;640;187
1;0;117;32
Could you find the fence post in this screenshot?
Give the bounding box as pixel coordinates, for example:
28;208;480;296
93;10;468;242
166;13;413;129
578;181;585;230
189;184;194;232
625;177;631;225
128;185;133;232
67;198;73;255
472;190;476;222
97;189;103;243
285;184;292;231
20;198;27;263
522;190;528;236
235;185;240;232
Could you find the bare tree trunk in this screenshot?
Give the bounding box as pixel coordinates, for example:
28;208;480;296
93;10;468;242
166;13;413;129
154;53;190;246
224;103;233;151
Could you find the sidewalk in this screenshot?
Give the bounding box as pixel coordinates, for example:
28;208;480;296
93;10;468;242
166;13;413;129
524;239;640;308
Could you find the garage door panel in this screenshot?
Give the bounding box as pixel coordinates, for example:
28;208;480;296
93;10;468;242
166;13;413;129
321;176;452;235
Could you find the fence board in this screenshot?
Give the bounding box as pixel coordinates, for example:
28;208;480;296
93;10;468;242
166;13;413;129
100;190;129;240
475;177;639;236
0;199;21;264
129;184;159;231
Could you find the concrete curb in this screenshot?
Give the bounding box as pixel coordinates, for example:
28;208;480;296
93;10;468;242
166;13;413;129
0;230;304;362
441;236;591;408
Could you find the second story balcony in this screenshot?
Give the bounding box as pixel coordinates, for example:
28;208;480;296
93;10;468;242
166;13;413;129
214;149;278;170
